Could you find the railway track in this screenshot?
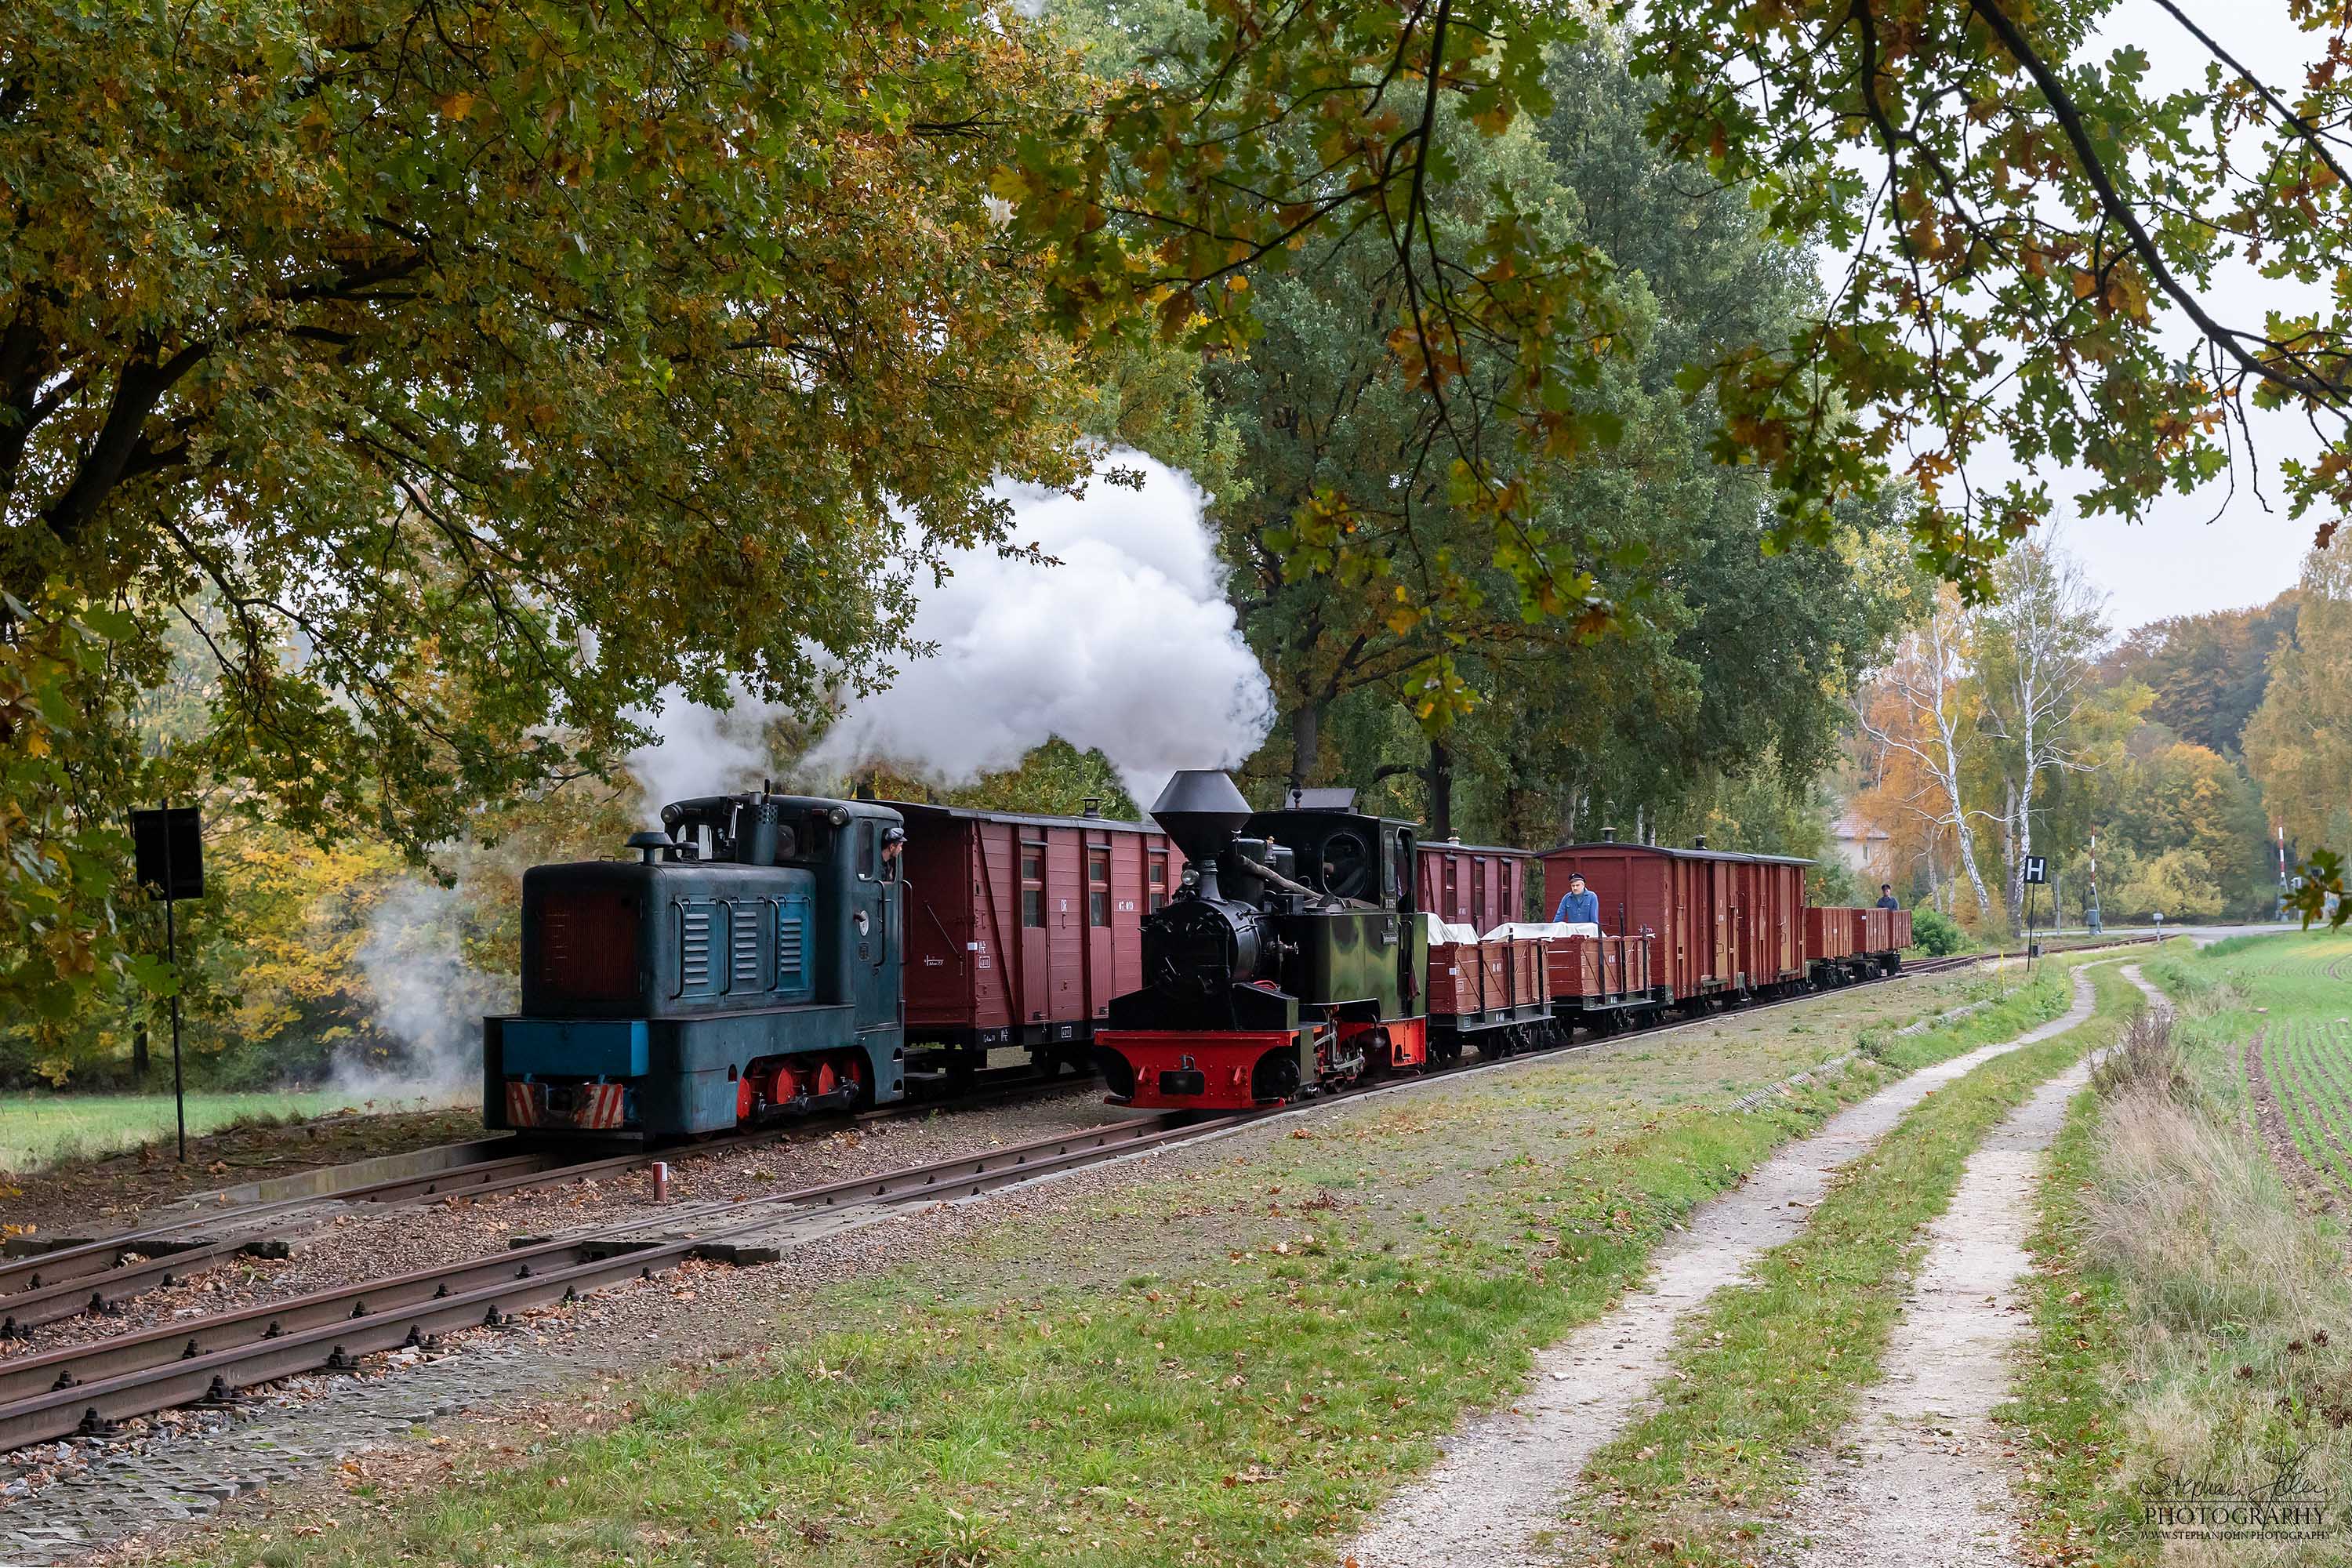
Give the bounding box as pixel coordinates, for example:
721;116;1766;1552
0;1060;1086;1338
0;1113;1228;1450
0;935;2161;1453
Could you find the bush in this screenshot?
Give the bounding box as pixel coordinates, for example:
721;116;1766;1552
1909;906;1969;956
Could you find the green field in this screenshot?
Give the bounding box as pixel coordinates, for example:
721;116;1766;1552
2239;934;2352;1200
0;1088;455;1174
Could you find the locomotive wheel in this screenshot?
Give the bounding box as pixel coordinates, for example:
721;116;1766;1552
1251;1049;1303;1103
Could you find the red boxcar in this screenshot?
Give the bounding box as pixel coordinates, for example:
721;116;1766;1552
1537;838;1815;1004
1416;841;1536;932
892;802;1183;1070
1889;909;1914;950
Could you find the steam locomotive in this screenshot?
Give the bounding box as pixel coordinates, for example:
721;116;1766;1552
1093;770;1429;1109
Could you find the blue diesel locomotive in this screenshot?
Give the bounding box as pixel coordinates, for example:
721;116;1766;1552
483;789;906;1138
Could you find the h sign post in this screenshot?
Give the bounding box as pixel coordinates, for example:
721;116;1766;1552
130;806;205;1162
2021;856;2048;964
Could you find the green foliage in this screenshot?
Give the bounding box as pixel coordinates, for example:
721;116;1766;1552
1018;0;1639;715
1634;0;2350;585
2109;846;2227;924
840;737;1142;822
1908;906;1968;956
2248;536;2352;858
2104;597;2299;757
0;0;1103;1019
2286;849;2349;932
2104;733;2274;917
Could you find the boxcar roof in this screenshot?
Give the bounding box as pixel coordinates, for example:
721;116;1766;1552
1541;840;1814;867
882;799;1171;836
1421;840;1536;858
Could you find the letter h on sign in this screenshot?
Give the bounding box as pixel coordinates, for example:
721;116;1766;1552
2023;856;2048;885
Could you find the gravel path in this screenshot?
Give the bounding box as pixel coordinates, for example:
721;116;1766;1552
1777;964;2160;1568
1340;967;2102;1568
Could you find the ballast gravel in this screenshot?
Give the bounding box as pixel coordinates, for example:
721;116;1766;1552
0;1087;1120;1362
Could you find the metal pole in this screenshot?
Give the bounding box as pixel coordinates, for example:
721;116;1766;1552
163;819;185;1163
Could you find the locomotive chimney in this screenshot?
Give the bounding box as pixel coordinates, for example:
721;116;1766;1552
1601;826;1616;843
626;829;674;866
1147;770;1254;900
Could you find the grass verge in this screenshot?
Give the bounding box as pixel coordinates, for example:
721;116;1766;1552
155;971;2053;1568
2006;932;2352;1567
0;1088;463;1176
1559;959;2144;1566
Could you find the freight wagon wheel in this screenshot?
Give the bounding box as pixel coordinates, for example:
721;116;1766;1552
1430;1033;1462;1065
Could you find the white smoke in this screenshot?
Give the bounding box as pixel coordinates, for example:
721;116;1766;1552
624;691;782;824
336;879;513;1102
809;451;1273;802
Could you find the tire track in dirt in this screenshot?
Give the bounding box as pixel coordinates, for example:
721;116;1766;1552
1771;966;2154;1568
1338;970;2101;1568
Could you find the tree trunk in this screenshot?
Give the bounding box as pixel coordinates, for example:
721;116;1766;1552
1289;697;1322;796
132;1016;150;1081
1425;739;1454;842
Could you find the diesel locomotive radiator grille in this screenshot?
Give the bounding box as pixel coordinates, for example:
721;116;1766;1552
529;890;639;1004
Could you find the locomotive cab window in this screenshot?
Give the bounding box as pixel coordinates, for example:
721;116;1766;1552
1087;848;1110;925
1021;843;1046;927
856;819;877;880
1319;830;1372;900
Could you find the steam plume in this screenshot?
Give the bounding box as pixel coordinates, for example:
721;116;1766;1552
809;451;1272;801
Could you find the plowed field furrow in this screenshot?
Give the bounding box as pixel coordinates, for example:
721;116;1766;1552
2266;1024;2352;1200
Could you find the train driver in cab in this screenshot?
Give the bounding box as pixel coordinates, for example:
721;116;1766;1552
1552;871;1599;926
881;825;906;877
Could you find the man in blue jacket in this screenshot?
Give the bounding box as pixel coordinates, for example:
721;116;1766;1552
1552;871;1600;926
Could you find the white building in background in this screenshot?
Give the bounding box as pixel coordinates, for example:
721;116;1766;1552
1829;808;1890;880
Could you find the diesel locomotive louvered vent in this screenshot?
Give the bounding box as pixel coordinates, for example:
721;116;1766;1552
731;903;762;989
679;902;713;993
776;916;805;989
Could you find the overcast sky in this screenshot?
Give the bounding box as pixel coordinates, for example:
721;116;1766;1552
1844;1;2326;631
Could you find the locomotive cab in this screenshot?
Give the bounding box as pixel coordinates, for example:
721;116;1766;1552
1096;771;1428;1110
483;789;906;1138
